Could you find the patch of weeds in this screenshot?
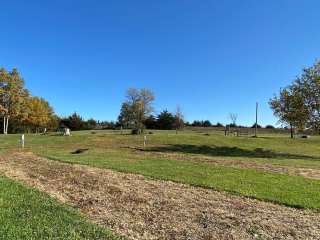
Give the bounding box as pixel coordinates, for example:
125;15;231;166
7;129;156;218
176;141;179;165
247;227;260;238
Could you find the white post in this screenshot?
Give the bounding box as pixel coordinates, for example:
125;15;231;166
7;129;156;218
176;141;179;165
5;117;9;134
20;134;25;148
143;135;147;147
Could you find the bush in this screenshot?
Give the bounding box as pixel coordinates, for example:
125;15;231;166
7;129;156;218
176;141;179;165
265;125;275;129
131;128;144;135
214;122;224;127
131;129;139;135
251;123;262;128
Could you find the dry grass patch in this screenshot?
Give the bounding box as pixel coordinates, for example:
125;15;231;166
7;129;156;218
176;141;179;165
0;152;319;240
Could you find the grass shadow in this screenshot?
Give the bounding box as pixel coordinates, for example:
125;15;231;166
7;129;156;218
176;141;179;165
71;148;89;154
145;144;316;160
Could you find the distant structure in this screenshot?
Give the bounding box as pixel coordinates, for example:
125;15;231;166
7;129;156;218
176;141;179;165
64;128;71;136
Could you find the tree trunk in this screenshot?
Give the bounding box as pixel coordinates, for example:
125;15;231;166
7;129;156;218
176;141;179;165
3;116;6;134
290;124;294;139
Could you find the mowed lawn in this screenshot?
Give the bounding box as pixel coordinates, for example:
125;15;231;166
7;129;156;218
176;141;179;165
1;129;320;209
0;176;119;240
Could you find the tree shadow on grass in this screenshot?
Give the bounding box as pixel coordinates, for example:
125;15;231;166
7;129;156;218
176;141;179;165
144;144;316;160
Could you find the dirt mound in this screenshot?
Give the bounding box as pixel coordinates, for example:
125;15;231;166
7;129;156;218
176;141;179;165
0;152;319;240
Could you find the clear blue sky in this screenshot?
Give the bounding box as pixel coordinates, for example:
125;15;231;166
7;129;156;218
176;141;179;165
1;0;320;126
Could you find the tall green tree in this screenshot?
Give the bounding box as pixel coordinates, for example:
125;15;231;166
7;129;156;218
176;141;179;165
144;115;157;129
269;87;308;138
60;113;84;131
157;110;176;130
118;102;134;128
292;61;320;132
270;60;320;136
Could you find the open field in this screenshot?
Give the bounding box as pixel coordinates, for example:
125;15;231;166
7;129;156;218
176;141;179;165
0;129;320;239
0;130;320;209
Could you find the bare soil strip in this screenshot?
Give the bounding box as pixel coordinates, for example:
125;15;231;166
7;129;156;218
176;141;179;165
0;152;320;240
133;148;320;180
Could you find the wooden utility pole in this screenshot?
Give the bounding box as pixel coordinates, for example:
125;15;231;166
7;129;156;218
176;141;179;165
255;102;258;137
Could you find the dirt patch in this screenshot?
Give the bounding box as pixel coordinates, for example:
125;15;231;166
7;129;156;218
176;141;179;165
0;152;320;240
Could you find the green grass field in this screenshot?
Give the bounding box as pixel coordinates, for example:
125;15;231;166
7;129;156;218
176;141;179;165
0;176;119;240
0;129;319;210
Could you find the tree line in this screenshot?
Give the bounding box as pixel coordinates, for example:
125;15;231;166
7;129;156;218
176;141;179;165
2;61;318;136
59;113;118;131
57;111;274;132
0;68;229;134
116;88;276;133
0;68;126;133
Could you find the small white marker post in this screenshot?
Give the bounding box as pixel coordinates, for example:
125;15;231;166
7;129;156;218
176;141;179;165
20;134;25;148
143;135;147;147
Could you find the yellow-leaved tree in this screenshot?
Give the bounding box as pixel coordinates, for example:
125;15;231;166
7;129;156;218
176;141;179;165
25;96;55;133
0;68;29;134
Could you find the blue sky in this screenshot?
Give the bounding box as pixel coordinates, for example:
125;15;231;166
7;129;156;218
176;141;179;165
1;0;319;126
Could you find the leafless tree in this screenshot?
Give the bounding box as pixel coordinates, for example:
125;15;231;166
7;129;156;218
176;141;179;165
175;105;184;133
229;113;238;126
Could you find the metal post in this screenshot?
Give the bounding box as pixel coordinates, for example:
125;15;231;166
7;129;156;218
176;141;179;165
255;102;258;137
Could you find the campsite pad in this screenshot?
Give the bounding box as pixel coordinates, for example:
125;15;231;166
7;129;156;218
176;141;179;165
0;152;319;240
